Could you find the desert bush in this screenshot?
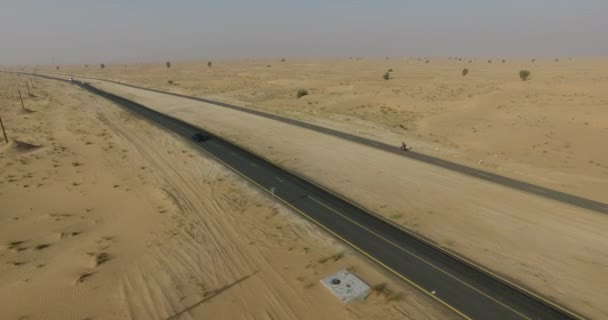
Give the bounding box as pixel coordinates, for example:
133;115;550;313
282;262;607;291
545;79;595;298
469;59;472;63
519;70;531;81
281;58;286;62
488;59;492;64
101;64;105;69
425;60;430;64
167;80;174;85
462;68;469;76
532;59;536;63
388;68;393;72
502;59;506;63
85;64;88;68
208;61;212;67
56;66;59;70
383;72;390;80
555;58;559;62
166;61;171;69
296;89;308;98
267;64;272;67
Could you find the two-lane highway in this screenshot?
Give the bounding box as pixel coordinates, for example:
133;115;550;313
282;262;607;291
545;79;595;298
70;79;584;320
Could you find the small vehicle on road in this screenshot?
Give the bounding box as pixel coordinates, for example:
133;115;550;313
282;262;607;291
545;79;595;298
192;133;210;142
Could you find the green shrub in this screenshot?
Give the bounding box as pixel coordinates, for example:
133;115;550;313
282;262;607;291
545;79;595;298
296;89;308;98
208;61;212;67
462;68;469;76
519;70;531;81
167;80;174;85
166;61;171;69
383;72;390;80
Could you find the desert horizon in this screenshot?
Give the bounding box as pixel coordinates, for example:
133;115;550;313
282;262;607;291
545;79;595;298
2;1;608;319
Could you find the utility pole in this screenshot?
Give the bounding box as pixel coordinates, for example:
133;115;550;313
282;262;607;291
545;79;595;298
18;89;25;111
0;115;8;143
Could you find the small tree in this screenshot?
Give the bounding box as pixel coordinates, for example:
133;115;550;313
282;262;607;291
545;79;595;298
56;66;59;70
167;80;174;85
425;60;430;64
488;59;492;64
388;68;393;72
519;70;531;81
502;59;506;63
208;61;212;67
296;89;308;98
383;72;390;80
462;68;469;76
166;61;171;69
281;58;286;62
101;63;105;69
85;64;88;68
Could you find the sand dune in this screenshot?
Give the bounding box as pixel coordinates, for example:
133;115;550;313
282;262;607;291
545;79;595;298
0;73;452;319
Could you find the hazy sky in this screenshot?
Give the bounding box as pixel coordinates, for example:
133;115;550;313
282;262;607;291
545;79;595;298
1;0;607;65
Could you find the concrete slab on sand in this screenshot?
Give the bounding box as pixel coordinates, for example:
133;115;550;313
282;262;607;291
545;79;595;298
321;270;371;304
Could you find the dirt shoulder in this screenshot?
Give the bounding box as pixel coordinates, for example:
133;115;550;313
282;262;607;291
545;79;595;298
0;74;452;319
91;78;608;319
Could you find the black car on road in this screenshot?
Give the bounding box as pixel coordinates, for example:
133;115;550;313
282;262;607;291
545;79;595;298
192;133;210;142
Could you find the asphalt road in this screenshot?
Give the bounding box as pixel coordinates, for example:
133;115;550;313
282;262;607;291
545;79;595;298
14;72;585;319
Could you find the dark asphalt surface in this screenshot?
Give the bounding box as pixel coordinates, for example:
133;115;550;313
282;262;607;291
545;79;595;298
57;74;607;215
4;71;587;319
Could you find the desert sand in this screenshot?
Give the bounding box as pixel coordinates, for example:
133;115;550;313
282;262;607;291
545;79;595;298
0;73;454;319
44;57;608;201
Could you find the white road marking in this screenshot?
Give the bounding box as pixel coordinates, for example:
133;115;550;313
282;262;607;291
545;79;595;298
477;172;492;179
274;177;284;183
249;162;257;167
528;187;547;194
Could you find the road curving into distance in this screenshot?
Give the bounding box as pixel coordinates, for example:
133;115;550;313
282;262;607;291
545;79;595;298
4;71;588;320
38;72;608;215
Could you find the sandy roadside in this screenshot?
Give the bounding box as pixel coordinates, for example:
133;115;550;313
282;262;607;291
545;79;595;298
89;78;608;319
0;73;454;319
